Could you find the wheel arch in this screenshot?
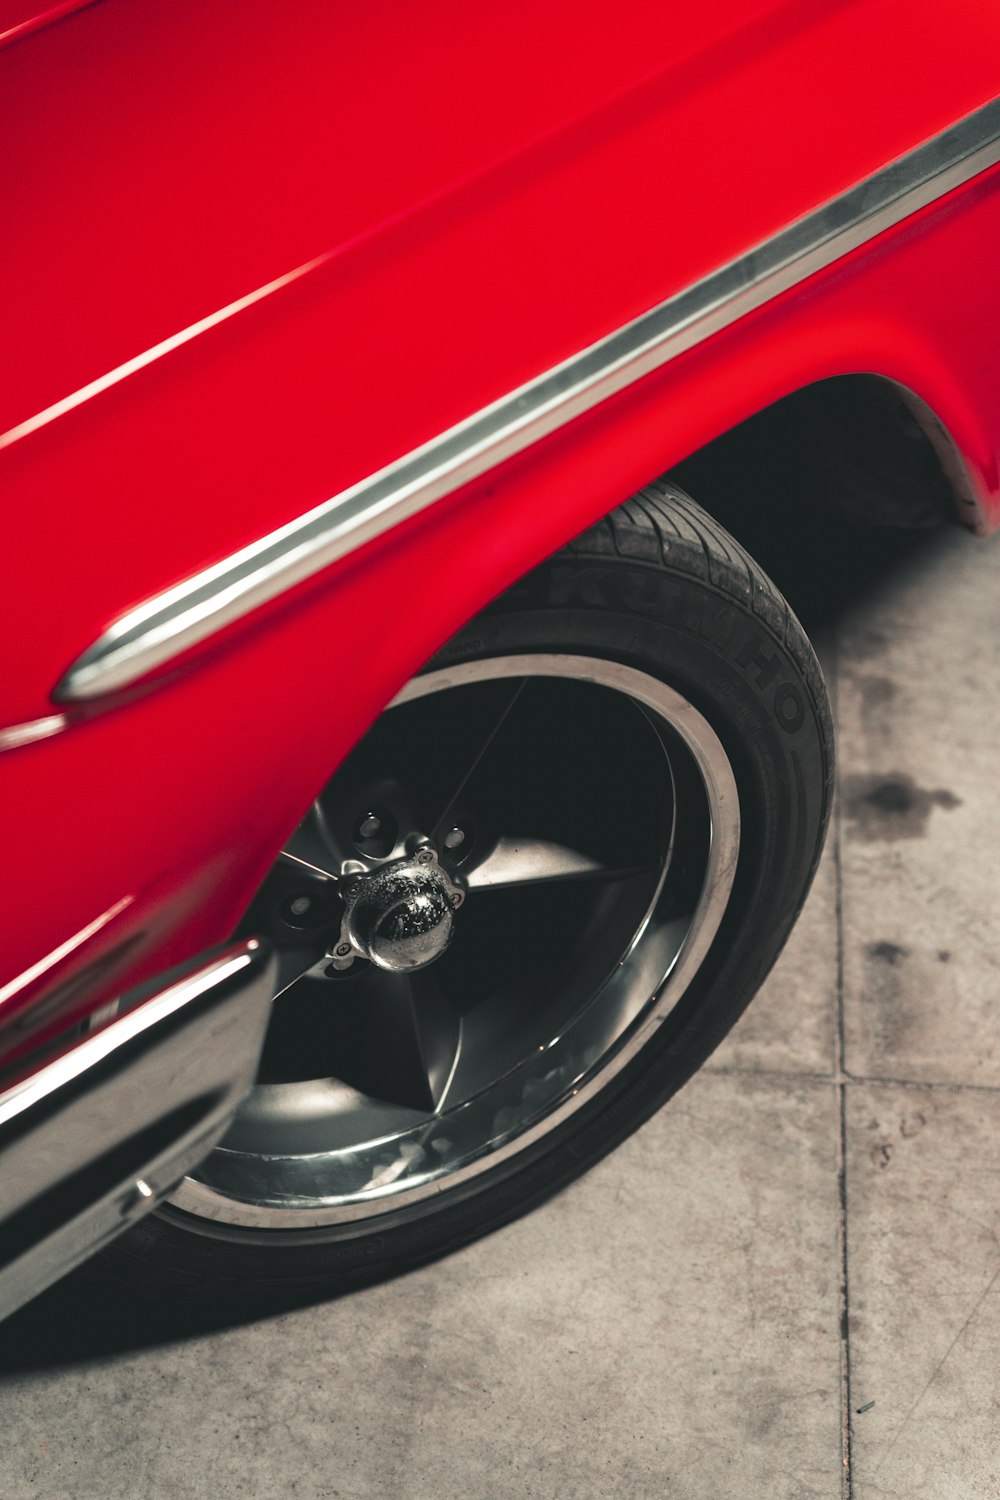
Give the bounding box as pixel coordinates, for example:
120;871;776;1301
672;372;988;538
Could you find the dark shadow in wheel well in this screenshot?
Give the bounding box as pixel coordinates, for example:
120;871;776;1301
669;375;977;634
673;375;975;533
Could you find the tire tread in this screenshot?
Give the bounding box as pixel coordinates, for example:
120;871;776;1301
565;478;833;796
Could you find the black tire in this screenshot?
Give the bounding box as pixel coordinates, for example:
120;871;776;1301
100;480;833;1303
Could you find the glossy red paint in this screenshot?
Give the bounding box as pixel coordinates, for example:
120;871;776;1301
0;0;94;50
2;1;1000;1054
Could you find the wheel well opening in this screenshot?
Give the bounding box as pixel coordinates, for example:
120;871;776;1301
671;375;971;536
666;375;974;633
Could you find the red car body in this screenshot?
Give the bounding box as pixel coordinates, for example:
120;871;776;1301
1;0;999;1305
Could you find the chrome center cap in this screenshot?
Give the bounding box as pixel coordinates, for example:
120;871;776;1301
339;849;464;974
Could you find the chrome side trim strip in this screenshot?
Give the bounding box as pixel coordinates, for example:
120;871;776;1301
0;939;274;1320
56;97;1000;703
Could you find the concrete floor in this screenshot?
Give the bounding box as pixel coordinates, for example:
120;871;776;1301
3;517;1000;1498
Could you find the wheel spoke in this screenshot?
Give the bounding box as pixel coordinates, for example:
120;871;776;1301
258;965;461;1113
464;835;656;890
431;677;527;837
324;967;461;1112
279;803;341;881
273;945;322;998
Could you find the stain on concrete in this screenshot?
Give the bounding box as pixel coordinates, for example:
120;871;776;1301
842;772;962;841
870;940;910;967
868;1114;925;1172
862;934;918;1058
938;950;951;963
849;628;891;661
856;673;898;715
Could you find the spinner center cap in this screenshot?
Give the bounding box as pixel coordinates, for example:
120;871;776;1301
341;850;464;973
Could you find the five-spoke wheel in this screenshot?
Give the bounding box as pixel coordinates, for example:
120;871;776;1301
171;654;739;1228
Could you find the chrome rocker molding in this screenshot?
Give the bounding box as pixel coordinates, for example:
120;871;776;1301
0;939;274;1321
57;96;1000;704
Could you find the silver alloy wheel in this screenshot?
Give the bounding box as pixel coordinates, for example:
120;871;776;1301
169;654;739;1231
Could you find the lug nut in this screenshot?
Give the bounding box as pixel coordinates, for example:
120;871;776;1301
279;891;335;929
357;813;382;839
443;826;465;850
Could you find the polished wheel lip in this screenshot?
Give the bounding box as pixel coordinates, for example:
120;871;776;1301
169;653;740;1230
